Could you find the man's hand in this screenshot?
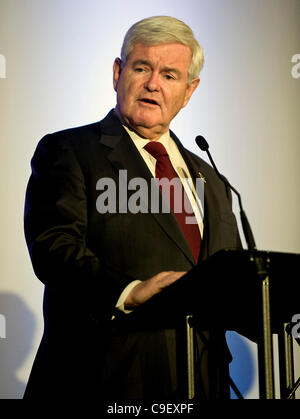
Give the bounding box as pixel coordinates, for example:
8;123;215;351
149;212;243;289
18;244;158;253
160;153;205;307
124;271;186;310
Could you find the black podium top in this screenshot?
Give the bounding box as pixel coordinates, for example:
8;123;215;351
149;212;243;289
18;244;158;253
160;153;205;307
114;249;300;338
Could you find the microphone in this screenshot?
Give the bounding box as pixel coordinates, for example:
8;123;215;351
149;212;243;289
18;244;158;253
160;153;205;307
195;135;257;251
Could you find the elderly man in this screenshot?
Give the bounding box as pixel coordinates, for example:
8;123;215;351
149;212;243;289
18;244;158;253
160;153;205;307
24;16;241;400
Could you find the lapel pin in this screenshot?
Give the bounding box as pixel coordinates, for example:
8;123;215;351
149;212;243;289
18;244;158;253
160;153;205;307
197;171;206;183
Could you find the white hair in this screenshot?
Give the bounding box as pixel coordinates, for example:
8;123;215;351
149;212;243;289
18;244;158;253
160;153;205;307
120;16;204;85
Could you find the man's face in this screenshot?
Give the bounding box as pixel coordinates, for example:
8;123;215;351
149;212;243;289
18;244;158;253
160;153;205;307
113;42;200;140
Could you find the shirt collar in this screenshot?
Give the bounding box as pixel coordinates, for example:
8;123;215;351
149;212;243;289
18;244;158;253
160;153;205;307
114;107;171;152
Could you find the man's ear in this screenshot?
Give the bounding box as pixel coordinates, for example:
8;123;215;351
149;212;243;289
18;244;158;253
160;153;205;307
182;77;200;108
113;58;123;92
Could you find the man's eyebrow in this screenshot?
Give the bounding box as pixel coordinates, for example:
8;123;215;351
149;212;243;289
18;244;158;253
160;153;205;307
163;66;182;76
132;60;182;75
132;59;152;67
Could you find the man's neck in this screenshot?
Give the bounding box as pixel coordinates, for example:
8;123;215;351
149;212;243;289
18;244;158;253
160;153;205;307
114;108;169;141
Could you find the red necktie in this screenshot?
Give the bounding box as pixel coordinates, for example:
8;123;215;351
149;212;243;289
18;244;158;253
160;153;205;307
144;141;201;263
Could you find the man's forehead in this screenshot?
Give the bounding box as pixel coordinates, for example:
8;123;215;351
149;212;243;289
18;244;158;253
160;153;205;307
130;41;191;54
127;42;192;67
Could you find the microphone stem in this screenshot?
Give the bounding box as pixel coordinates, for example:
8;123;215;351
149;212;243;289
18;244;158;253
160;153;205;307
205;148;256;250
206;149;244;210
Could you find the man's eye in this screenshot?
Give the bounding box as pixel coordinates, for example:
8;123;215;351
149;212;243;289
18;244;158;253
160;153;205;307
165;74;175;80
135;67;145;73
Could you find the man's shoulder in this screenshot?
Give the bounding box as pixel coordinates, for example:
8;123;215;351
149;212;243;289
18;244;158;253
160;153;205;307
35;110;120;151
38;120;101;147
170;130;214;175
169;135;214;180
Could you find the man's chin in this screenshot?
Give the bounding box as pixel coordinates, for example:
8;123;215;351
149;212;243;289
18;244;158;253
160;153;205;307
130;114;164;130
127;119;167;139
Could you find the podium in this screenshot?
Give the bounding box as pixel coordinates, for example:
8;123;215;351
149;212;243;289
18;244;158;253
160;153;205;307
125;249;300;399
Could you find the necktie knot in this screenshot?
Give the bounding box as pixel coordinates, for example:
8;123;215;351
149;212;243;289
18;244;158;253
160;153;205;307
144;141;168;160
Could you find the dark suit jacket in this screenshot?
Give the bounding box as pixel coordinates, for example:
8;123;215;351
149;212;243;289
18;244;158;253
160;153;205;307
23;110;242;400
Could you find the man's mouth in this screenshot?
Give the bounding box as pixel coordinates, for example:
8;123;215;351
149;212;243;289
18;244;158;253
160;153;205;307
138;98;159;106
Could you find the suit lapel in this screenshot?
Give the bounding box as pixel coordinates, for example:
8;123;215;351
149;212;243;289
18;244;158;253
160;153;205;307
98;110;195;265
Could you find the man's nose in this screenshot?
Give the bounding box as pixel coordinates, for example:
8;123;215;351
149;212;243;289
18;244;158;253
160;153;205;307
144;72;160;92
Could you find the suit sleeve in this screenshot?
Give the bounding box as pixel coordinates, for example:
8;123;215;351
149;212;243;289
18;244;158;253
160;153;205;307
24;133;134;317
